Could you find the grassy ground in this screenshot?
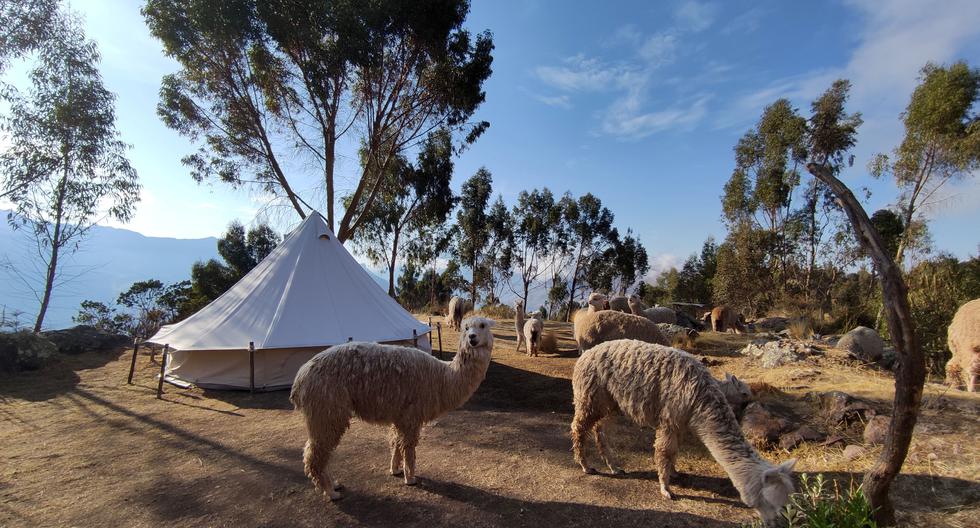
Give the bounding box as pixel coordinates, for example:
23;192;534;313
1;316;977;527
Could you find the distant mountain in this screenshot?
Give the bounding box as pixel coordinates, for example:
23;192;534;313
0;214;390;330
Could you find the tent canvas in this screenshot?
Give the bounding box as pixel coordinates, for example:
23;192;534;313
148;212;430;389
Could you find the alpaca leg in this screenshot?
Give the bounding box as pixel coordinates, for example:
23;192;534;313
945;358;962;389
968;356;979;393
594;419;624;474
388;425;404;476
654;424;679;500
397;423;422;485
571;410;601;474
304;435;344;501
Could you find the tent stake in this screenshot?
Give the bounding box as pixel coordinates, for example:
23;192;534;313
156;345;169;399
437;322;443;360
127;338;139;384
249;341;255;394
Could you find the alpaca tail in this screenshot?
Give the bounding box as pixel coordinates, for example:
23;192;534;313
290;360;314;409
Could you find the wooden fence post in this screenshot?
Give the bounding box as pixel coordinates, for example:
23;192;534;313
437;322;443;360
127;338;139;384
249;341;255;394
156;344;169;399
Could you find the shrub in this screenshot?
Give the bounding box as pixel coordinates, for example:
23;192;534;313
478;303;515;320
743;473;877;528
787;318;814;340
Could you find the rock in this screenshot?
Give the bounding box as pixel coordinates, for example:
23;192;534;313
0;330;58;372
837;326;884;362
842;444;866;461
863;415;891;445
879;347;897;370
753;316;789;332
657;323;697;343
779;425;826;450
821;334;841;347
740;402;797;447
674;311;703;330
742;339;817;368
41;325;130;355
817;391;879;425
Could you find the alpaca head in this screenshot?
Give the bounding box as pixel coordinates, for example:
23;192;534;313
755;458;796;526
587;292;607;311
721;373;753;412
514;299;524;313
627;295;642;311
461;316;495;351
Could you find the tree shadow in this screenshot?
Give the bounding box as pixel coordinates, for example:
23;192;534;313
466;360;573;414
0;346;125;402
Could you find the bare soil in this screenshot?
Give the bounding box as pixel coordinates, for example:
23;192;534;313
1;317;977;527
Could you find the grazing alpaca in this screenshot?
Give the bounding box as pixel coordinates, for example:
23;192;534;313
523;311;544;357
711;305;746;334
719;372;753;416
571;340;796;526
514;299;526;353
290;317;495;500
608;295;630;313
573;308;668;355
447;296;471;330
946;298;980;392
628;295;677;324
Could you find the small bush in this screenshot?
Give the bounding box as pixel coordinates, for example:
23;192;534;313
478;303;515;320
787;318;814;340
743;473;877;528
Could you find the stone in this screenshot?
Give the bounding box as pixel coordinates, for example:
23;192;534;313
753;317;789;332
818;391;879;425
837;326;885;362
0;330;58;372
742;339;817;368
779;425;826;450
41;325;130;355
842;444;866;461
740;402;797;447
863;415;891;445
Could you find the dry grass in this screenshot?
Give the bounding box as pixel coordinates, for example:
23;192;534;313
787;319;813;340
538;331;558;354
0;317;977;527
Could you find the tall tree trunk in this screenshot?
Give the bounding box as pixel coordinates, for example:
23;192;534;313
34;174;68;333
565;242;585;321
807;163;924;527
387;229;400;298
325;123;336;232
470;253;478;307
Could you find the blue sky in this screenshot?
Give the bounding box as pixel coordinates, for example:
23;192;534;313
5;0;980;281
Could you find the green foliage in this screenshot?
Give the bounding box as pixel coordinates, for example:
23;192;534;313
510;187;561;305
396;260;467;313
743;474;877;528
562;192;615;320
0;0;58;74
455;167;493;303
585;228;649;295
713;223;776;315
73;300;130;335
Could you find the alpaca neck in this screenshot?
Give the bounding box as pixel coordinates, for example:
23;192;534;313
515;310;525;329
441;344;492;409
690;399;771;507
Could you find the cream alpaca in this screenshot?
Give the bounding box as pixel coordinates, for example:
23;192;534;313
628;295;677;324
514;299;526;353
572;340;795;526
523;311;544;357
946;298;980;392
573;308;668;355
608;294;630;313
447;296;469;330
290;317;495;500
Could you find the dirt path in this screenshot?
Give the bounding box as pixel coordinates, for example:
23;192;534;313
1;317;977;527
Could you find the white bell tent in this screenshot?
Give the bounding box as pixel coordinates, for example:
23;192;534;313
148;212;430;390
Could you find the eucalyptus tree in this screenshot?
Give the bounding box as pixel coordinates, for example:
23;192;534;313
455;168;492;305
480;195;514;304
142;0;493;241
869;61;980;269
562;193;614;320
347;130;456;296
0;0;58;75
509;188;560;308
585;229;649;296
805;79;922;526
1;15;140;332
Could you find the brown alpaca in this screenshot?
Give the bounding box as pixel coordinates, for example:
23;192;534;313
711;305;746;334
290;317;495;500
573;309;668;355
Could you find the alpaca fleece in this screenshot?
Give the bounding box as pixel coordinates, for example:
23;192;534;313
514;300;526;353
571;340;795;526
608;295;630;313
573;309;668;355
447;296;470;330
628;296;677;324
523;315;544;356
711;305;746;334
291;317;495;500
947;298;980;392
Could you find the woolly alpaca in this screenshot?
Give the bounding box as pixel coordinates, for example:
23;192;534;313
711;305;746;334
946;298;980;392
514;299;526;353
719;372;753;416
573;308;668;355
447;296;470;330
628;296;677;324
608;295;630;313
290;316;495;500
586;292;608;312
523;312;544;357
571;340;796;526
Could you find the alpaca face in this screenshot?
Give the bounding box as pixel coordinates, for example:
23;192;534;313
757;459;796;526
722;373;753;412
587;293;607;311
514;299;524;313
462;317;495;349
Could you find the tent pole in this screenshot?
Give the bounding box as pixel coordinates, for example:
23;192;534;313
127;338;139;384
156;344;169;399
249;341;255;394
413;329;418;347
437;322;443;360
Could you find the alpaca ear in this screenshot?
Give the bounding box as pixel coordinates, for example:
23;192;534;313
725;372;734;382
779;458;797;473
486;319;496;328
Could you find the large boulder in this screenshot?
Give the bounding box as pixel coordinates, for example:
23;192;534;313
0;330;58;372
42;325;130;355
742;339;818;368
837;326;884;362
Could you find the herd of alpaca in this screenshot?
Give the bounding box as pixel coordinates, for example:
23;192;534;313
289;290;803;525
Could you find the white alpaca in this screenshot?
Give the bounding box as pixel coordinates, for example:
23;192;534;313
573;308;668;355
523;311;544;357
447;296;470;330
586;292;608;312
572;339;795;526
514;299;526;353
290;317;495;500
719;372;753;415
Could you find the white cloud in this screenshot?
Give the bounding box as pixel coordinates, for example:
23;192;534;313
673;1;718;32
644;253;682;283
534;54;635;92
601;94;712;140
638;32;678;66
533;94;573;109
720;6;766;36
